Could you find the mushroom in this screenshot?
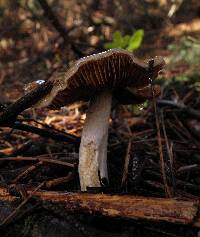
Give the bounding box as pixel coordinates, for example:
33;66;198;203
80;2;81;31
27;49;165;191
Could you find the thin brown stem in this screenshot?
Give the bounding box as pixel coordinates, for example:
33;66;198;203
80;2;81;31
161;111;176;197
11;161;43;184
0;182;44;226
0;156;74;168
121;139;132;189
148;59;171;198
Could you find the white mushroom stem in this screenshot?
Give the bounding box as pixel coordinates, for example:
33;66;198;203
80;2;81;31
79;90;112;191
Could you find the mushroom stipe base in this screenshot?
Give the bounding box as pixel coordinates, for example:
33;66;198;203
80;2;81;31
79;90;112;191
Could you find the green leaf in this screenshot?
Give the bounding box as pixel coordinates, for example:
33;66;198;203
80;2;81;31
113;31;122;42
104;31;124;49
104;42;116;49
174;75;189;82
104;29;144;51
193;82;200;92
121;35;130;48
126;29;144;52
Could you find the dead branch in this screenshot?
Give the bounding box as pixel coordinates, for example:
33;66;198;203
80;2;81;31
157;99;200;119
0;82;80;145
30;191;200;227
0;186;199;226
0;81;53;127
12;122;80;145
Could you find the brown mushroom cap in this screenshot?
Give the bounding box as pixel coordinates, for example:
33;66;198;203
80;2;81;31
115;84;161;104
33;49;164;109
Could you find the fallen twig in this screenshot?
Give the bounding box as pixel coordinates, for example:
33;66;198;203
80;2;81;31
11;161;43;184
0;182;44;226
0;156;75;168
177;164;200;174
12;122;80;145
161;111;176;196
45;171;74;188
149;60;171;198
121;139;132;189
0;81;52;126
157;99;200;119
0;84;80;145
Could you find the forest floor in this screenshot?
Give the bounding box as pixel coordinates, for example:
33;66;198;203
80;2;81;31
0;1;200;236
